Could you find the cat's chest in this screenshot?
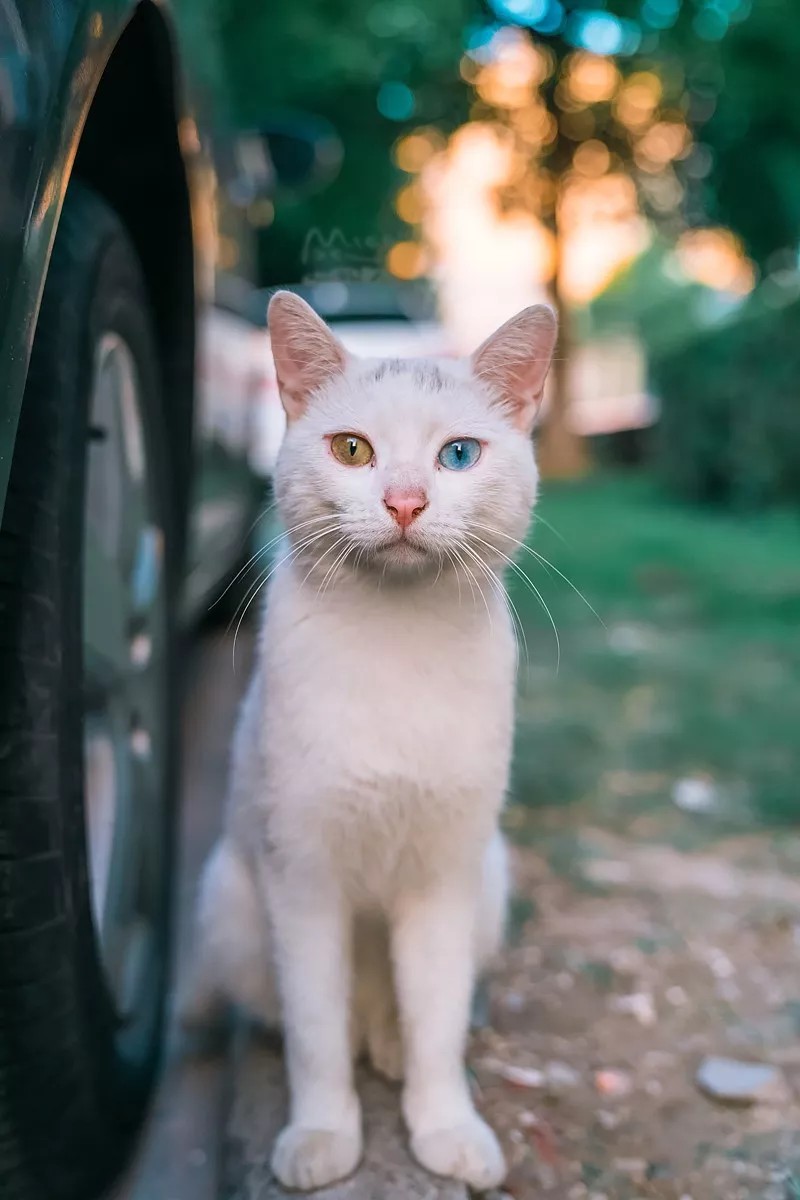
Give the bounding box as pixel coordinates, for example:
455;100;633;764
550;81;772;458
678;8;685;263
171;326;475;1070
262;575;516;789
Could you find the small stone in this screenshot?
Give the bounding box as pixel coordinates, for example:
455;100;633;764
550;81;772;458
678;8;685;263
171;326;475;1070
594;1068;633;1097
696;1057;790;1105
536;1162;558;1190
609;946;645;973
708;949;735;979
596;1109;621;1130
518;1109;539;1128
505;990;525;1013
672;775;717;812
609;992;657;1026
613;1158;648;1183
666;985;688;1006
491;1062;546;1089
546;1060;581;1088
585;859;632;885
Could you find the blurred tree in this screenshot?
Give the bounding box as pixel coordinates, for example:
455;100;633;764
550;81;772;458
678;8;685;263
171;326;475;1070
451;6;695;475
675;0;800;273
448;0;798;475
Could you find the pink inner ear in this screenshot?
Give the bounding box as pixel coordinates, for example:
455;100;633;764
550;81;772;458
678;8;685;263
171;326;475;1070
268;291;347;421
472;304;558;431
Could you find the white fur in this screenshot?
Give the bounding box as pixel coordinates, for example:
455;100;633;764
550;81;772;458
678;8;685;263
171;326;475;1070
181;296;556;1191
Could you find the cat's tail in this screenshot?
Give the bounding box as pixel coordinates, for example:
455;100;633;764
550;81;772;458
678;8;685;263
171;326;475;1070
176;837;281;1032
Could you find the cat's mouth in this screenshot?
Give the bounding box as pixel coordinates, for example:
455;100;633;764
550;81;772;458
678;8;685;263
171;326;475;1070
376;531;429;563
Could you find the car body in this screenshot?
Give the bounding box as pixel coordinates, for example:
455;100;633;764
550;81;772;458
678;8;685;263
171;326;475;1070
1;0;278;616
0;5;336;1197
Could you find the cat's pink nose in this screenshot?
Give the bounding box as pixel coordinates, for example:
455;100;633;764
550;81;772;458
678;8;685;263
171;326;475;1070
383;487;428;530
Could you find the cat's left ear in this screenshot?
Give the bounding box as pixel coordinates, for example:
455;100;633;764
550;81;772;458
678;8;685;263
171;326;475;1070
471;304;558;432
268;290;348;421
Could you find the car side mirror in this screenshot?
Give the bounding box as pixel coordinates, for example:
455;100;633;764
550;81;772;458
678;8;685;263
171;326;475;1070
228;113;342;205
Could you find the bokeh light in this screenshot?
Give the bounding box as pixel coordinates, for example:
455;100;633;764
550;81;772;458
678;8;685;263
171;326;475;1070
635;120;691;171
394;181;424;224
674;227;756;295
377;81;416;121
614;72;663;131
572;138;612;178
393;127;446;172
386;240;427;279
489;0;565;34
565;52;620;105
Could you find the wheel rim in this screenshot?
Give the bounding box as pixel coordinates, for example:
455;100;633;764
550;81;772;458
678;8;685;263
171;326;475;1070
82;332;167;1022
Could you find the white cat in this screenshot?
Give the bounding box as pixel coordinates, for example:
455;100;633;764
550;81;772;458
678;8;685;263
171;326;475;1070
181;291;558;1191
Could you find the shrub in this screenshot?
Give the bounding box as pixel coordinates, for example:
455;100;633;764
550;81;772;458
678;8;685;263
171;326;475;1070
650;295;800;510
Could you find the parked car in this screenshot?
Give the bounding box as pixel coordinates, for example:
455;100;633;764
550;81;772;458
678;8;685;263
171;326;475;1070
0;5;338;1198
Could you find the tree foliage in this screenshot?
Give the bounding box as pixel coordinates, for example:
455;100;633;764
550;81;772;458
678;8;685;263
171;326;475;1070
173;0;800;290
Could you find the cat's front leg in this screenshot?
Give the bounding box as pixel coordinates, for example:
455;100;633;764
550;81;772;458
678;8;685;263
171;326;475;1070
263;868;362;1190
392;878;506;1190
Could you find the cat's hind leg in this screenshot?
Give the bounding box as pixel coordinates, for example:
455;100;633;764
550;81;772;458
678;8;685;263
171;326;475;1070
177;837;280;1031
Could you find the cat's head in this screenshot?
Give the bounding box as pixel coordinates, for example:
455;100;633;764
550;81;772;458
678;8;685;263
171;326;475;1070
268;290;557;582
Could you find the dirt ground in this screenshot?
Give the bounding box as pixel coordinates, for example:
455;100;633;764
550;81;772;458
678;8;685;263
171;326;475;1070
469;802;800;1200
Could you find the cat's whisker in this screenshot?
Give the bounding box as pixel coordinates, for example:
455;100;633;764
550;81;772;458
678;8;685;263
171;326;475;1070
451;544;493;635
430;548;444;590
450;544;477;610
467;533;560;672
229;526;330;644
525;546;606;631
210;513;337;612
442;546;463;606
483;561;528;672
531;512;568;545
230;526;339;669
267;524;342;596
319;537;355;596
298;530;349;590
459;541;528;671
302;533;353;596
472;522;604;631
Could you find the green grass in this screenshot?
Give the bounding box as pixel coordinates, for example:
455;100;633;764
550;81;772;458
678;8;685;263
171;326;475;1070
507;475;800;831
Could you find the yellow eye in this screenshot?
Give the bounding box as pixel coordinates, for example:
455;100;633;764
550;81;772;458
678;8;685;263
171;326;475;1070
330;433;374;467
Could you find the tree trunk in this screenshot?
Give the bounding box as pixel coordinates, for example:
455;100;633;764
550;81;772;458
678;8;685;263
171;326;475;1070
536;233;591;479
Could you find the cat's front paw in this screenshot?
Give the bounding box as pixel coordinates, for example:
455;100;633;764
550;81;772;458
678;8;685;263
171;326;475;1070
271;1123;362;1190
411;1114;506;1190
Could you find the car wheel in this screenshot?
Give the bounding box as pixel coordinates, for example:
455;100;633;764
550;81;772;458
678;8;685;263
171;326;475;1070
0;183;179;1200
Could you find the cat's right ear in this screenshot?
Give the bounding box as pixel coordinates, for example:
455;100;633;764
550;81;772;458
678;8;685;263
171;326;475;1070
471;304;558;433
267;291;348;421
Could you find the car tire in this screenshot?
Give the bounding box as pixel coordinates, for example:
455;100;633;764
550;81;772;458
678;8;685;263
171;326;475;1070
0;184;179;1200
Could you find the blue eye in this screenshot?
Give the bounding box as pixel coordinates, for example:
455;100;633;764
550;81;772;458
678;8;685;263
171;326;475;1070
438;438;481;471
